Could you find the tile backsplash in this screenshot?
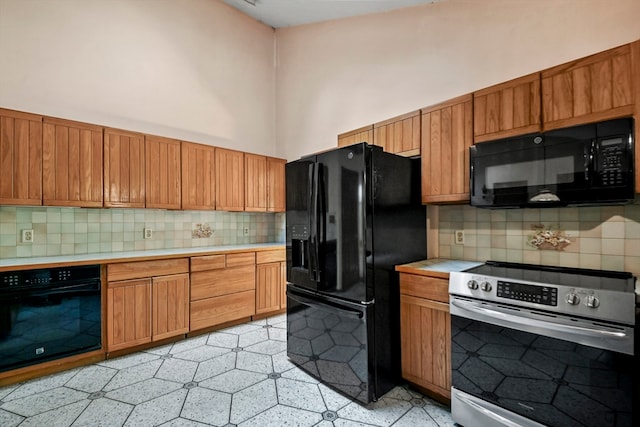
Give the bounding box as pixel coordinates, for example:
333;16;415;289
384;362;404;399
438;202;640;277
0;207;285;258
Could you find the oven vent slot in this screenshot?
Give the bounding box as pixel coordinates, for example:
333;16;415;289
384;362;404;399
529;310;557;318
591;322;627;331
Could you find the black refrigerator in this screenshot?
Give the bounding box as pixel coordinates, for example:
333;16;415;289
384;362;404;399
285;142;426;404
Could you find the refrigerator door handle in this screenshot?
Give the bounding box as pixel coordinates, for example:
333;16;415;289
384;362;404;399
308;162;321;283
307;163;317;282
288;290;364;320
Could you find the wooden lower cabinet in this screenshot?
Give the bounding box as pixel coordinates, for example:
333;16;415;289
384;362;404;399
106;259;189;352
190;252;256;331
399;273;451;403
255;249;286;315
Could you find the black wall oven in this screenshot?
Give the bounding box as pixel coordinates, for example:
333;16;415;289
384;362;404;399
0;265;101;372
449;262;637;427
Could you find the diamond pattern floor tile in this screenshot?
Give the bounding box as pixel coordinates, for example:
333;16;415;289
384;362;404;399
0;313;454;426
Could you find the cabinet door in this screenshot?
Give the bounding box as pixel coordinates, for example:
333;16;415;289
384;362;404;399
104;128;145;208
215;147;244;211
400;293;451;400
267;157;286;212
145;135;181;209
181;141;215;210
542;43;634;131
280;261;287;309
421;95;473;204
107;278;152;352
473;73;541;142
337;125;373;147
244;153;267;212
633;40;640;194
373;110;421;156
255;262;281;314
42;117;103;207
0;108;42;205
152;273;189;341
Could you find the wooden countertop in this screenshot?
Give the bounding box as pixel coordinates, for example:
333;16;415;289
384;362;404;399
0;243;285;272
395;258;483;279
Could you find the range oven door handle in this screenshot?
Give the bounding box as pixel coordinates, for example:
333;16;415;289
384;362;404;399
450;297;634;355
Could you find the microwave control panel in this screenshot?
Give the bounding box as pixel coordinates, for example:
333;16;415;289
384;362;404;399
596;137;625;186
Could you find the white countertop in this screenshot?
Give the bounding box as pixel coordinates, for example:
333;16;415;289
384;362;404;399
0;243;285;270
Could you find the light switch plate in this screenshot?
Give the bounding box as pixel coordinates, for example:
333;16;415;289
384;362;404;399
22;229;34;243
454;230;465;245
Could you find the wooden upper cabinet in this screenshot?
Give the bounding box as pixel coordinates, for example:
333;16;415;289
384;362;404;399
0;108;42;205
145;135;181;209
181;141;216;210
373;110;421;156
337;125;373;147
633;40;640;194
421;94;473;204
542;43;635;131
104;128;145;208
215;147;244;211
42;117;103;207
244;153;267;212
473;73;541;142
267;157;286;212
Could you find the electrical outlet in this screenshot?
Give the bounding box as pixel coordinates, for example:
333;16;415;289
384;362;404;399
21;229;34;243
144;228;153;239
243;227;249;236
454;230;465;245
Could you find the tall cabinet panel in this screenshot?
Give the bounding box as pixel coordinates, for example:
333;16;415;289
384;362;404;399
421;95;473;204
181;141;215;210
42;117;103;207
0;109;42;205
215;148;245;211
542;43;635;131
104;128;145;208
145;135;181;209
267;157;286;212
244;153;267;212
473;73;541;142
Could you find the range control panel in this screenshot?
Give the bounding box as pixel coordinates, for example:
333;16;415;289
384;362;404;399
496;281;557;306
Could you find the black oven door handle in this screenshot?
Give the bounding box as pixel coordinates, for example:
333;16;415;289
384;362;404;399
450;298;634;355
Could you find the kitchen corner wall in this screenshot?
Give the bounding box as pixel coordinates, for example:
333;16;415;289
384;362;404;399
0;207;285;259
437;201;640;277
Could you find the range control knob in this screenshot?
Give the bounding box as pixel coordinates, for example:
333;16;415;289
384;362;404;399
467;280;479;290
480;281;492;292
565;293;580;305
585;295;600;308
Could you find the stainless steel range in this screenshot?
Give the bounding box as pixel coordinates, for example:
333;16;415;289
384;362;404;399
449;261;637;427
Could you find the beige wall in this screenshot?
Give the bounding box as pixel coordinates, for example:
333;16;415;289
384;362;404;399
0;0;277;155
276;0;640;161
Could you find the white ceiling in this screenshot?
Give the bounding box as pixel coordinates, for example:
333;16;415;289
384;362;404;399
222;0;442;28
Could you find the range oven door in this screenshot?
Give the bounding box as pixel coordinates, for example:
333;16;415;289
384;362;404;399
286;285;373;404
0;280;102;372
450;296;636;427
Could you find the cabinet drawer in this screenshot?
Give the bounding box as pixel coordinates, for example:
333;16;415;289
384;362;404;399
190;290;255;331
107;258;189;281
190;255;226;272
399;273;449;303
191;265;255;301
256;249;285;264
226;252;255;267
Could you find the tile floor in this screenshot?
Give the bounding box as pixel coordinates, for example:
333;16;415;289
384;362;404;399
0;314;455;426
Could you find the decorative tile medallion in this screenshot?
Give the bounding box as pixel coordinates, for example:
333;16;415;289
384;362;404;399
527;224;572;251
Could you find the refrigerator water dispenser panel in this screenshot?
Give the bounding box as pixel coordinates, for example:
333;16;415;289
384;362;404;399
290;225;309;270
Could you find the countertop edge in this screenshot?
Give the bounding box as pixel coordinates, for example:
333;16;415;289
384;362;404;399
0;243;285;271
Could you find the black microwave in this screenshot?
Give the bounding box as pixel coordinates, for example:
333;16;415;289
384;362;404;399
470;118;635;208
